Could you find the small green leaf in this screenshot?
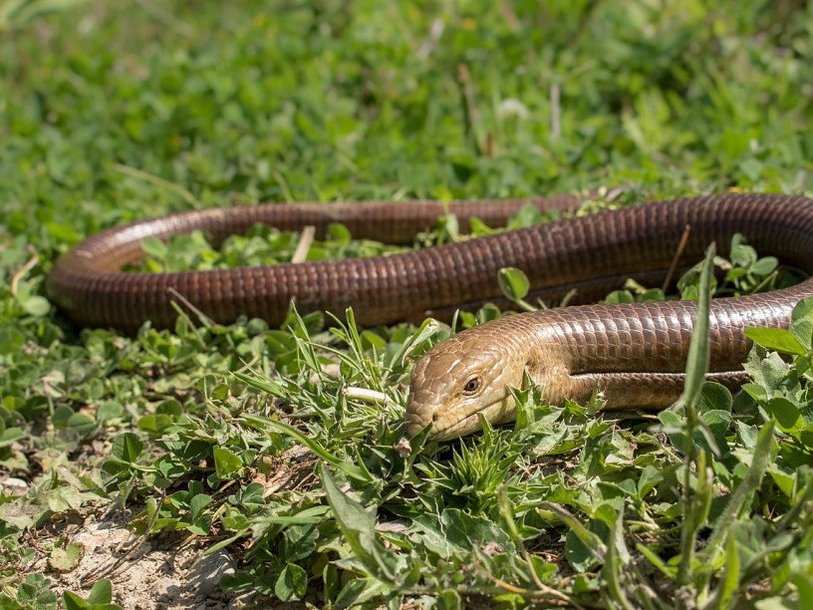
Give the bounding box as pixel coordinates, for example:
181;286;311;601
16;574;57;609
436;213;460;241
0;426;23;448
698;381;733;413
637;465;663;499
96;401;124;423
789;296;813;348
49;541;84;572
769;466;795;498
46;222;82;244
189;493;212;520
48;486;84;513
68;413;96;436
275;563;307;601
86;579;113;605
21;295;50;317
604;290;635;304
334;577;374;608
744;327;806;355
469;217;495;236
751;256;777;275
790;573;813;609
791;296;813;325
0;326;25;355
0;593;24;610
498;267;530;301
140;236;167;259
137;414;174;433
565;530;598;573
327;222;351;244
62;591;90;610
111;433;144;463
765;397;801;432
213;447;243;479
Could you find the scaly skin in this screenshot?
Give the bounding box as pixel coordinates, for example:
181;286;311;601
404;304;753;440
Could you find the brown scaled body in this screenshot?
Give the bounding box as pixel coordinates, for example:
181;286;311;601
49;194;813;439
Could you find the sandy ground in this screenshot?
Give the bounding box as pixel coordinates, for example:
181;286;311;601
28;513;239;609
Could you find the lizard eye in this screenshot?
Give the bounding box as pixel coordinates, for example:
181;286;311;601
462;377;482;395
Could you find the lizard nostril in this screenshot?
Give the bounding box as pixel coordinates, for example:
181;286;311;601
405;411;429;436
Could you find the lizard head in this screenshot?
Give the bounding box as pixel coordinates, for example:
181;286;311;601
404;324;529;440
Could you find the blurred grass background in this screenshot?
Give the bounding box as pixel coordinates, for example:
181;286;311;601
1;0;810;252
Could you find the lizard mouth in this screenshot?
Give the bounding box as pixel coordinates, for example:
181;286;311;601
428;396;515;441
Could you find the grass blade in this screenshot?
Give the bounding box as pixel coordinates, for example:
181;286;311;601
702;420;775;563
677;244;716;588
681;244;715;409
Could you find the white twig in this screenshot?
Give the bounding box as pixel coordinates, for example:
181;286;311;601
343;387;392;404
550;82;561;139
10;252;39;297
291;226;316;264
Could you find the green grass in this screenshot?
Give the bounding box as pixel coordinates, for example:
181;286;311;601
1;0;813;608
